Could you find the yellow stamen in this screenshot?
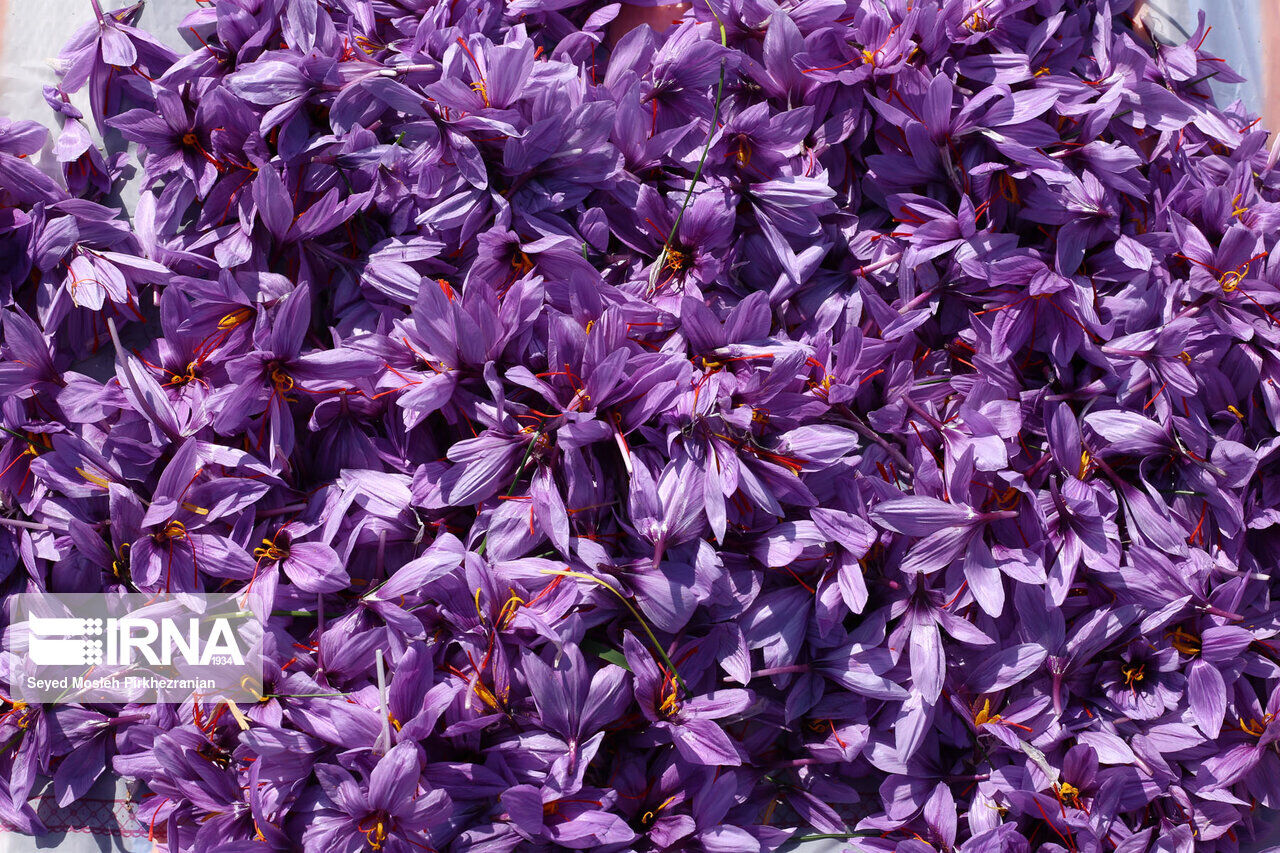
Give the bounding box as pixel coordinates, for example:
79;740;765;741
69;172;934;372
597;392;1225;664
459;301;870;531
665;248;690;273
1120;662;1145;687
218;307;252;329
1168;627;1200;656
240;676;265;702
658;675;681;718
167;362;201;387
470;679;502;711
76;467;111;489
110;542;130;579
496;592;526;630
159;520;188;541
253;536;289;562
369;818;387;849
974;697;1008;727
270;367;294;393
1241;716;1269;737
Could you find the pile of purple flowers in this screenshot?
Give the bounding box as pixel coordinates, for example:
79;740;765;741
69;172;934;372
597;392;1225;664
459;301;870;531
1;0;1280;849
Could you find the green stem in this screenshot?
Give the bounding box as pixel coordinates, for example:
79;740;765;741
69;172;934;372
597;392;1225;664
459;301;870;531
509;438;539;491
540;568;687;690
650;5;728;291
0;425;39;450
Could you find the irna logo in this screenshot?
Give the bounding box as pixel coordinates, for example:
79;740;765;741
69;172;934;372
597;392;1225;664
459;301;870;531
8;592;264;704
29;615;245;667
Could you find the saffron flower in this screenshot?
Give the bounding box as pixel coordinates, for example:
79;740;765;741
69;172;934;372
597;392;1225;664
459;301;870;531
0;0;1278;850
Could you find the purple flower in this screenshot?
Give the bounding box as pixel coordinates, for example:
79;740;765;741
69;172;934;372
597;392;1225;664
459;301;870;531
303;741;452;852
523;644;630;793
0;0;1279;848
623;632;753;766
1099;640;1185;721
252;519;348;593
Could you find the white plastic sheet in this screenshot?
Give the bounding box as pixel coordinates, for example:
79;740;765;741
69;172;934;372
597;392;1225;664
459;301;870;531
1140;0;1267;114
0;0;188;120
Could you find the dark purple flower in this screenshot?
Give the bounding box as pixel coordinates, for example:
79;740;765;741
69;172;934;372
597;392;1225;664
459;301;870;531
0;0;1277;849
1099;640;1185;721
303;741;452;852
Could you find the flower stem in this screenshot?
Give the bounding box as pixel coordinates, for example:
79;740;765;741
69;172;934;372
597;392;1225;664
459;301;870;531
751;664;810;678
540;568;687;690
837;406;915;475
0;517;48;531
375;648;390;753
650;3;728;291
853;251;903;278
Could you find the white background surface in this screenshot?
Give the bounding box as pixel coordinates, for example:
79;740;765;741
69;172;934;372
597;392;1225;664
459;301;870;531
0;0;188;119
